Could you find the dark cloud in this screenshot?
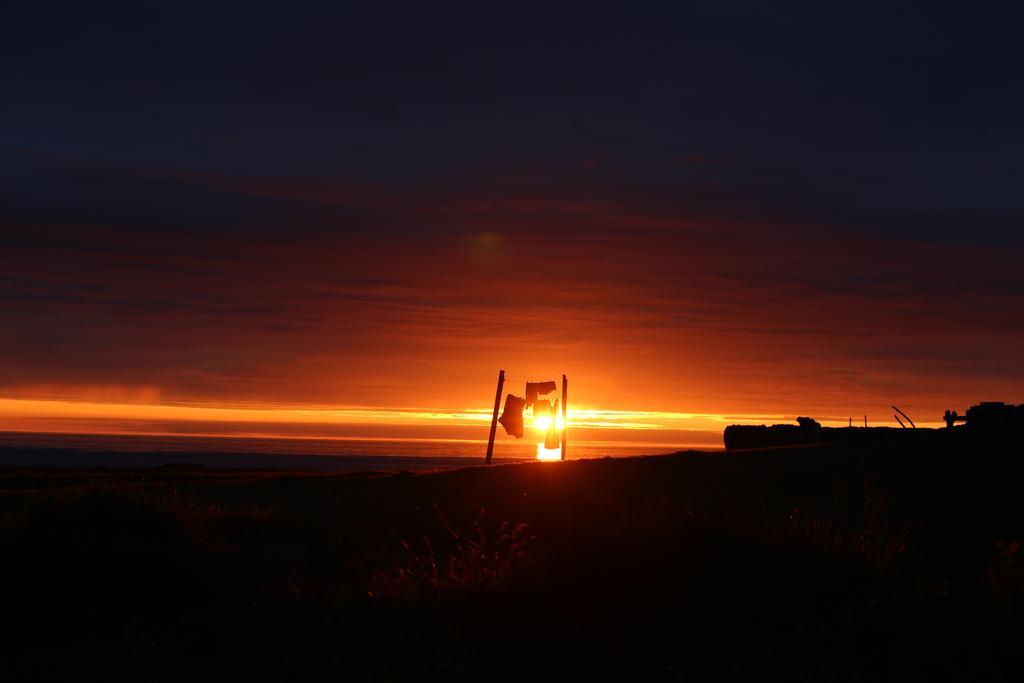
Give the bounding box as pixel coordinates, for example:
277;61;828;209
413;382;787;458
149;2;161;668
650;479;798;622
1;1;1023;425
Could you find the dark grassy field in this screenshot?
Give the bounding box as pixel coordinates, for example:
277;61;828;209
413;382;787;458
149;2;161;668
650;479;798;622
2;443;1024;681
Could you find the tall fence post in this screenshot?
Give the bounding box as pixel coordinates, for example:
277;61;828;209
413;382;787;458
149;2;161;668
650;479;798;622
560;374;568;461
485;370;505;465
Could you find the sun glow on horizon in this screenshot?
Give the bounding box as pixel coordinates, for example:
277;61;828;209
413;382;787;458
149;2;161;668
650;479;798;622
0;397;772;433
0;396;943;442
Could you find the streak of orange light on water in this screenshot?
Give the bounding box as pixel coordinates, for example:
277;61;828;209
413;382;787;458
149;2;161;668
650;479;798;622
536;442;562;461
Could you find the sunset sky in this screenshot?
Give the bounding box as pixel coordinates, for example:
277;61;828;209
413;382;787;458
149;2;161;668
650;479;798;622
2;3;1023;444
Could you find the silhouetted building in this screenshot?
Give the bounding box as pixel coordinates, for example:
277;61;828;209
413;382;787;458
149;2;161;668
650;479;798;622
965;402;1024;436
724;402;1024;450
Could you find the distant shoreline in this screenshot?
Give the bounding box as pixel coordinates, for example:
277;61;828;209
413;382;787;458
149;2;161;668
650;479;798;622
0;430;704;472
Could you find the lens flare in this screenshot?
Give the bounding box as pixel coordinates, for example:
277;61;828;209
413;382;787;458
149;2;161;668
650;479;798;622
532;413;564;431
535;411;565;460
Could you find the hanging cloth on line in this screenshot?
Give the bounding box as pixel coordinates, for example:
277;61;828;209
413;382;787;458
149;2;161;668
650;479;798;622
525;381;558;408
544;399;561;449
498;394;525;438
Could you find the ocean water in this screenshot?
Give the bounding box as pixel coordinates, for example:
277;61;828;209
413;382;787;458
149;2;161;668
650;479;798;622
0;431;714;472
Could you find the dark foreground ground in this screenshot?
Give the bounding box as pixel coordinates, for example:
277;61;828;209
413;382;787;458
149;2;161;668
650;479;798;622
2;443;1024;681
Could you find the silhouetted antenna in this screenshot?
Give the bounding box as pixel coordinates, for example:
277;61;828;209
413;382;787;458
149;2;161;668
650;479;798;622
892;405;916;428
894;414;907;428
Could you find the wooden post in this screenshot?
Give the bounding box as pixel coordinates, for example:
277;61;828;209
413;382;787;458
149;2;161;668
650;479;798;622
892;405;916;429
485;370;505;465
560;374;568;461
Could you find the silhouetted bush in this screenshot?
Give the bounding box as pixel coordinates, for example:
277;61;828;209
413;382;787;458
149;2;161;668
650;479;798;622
368;505;541;600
